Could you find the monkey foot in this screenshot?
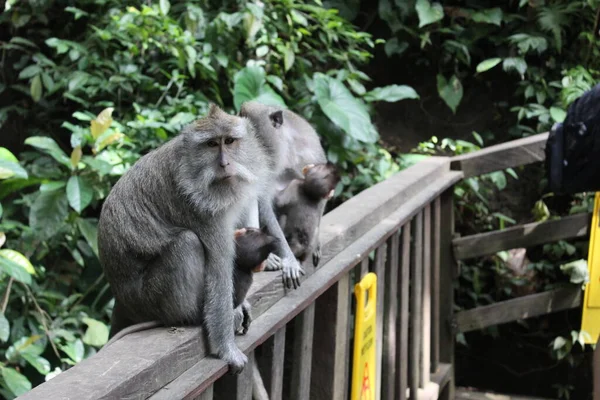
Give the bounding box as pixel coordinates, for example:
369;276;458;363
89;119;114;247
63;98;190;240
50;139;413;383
234;302;252;335
264;253;283;271
281;256;305;290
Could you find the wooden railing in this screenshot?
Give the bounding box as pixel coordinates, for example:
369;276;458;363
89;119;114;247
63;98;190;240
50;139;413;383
18;156;462;400
19;131;580;400
450;132;587;336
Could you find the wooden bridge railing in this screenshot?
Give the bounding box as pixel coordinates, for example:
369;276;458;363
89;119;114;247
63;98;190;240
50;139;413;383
19;155;462;400
19;131;580;400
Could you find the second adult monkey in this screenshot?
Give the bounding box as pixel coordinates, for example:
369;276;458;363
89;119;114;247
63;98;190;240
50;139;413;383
239;102;327;286
98;105;273;373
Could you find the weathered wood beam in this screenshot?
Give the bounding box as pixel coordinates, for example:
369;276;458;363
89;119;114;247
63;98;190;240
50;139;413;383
450;132;548;178
453;212;591;261
454;286;582;333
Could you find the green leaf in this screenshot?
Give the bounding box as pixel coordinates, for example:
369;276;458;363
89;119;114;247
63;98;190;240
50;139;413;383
18;65;42;80
22;354;51;375
40;181;66;192
550;107;566;123
472;8;503;26
66;176;93;213
77;218;99;257
0;160;28;180
255;45;269;58
0;250;35;275
284;47;295;72
29;189;68;240
0;148;18;163
30;75;42;102
0;253;32;284
364;85;419;102
24;137;71;167
384;38;409;57
82;318;109;347
159;0;170;15
560;259;589;285
0;203;3;220
313;73;378;143
437;74;463;114
476;58;502;73
415;0;444;28
0;314;9;342
233;66;286;111
503;57;527;76
58;339;84;363
1;367;31;396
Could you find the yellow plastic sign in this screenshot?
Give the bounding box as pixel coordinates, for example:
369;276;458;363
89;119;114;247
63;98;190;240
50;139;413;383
351;272;377;400
582;192;600;344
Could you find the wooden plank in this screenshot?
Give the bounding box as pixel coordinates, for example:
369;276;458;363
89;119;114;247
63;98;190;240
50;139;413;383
450;132;548;178
213;351;254;400
374;243;387;400
430;363;452;392
454;286;582;333
456;388;554;400
431;197;441;373
382;232;399;400
256;326;286;400
311;273;351;400
439;189;456;400
194;385;213;400
453;212;592;260
290;304;315;400
409;212;424;397
396;222;411;400
421;204;432;387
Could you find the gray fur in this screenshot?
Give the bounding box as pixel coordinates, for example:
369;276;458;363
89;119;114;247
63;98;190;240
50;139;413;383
239;102;327;288
98;105;271;373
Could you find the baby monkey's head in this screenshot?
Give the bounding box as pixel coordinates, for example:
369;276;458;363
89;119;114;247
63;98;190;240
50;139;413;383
234;227;279;273
301;162;340;201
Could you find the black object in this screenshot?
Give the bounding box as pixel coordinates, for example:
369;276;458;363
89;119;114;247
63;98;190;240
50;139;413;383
545;83;600;194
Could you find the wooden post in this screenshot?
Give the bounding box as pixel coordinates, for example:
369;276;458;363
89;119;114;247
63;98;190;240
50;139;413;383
256;326;286;400
382;231;400;400
409;212;424;398
311;273;352;400
438;189;456;400
290;304;315;400
374;243;387;400
431;197;441;373
421;203;432;387
213;351;255;400
396;222;411;400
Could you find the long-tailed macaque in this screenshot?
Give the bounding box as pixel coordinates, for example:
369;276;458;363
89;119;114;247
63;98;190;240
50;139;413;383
98;105;279;373
274;163;339;267
238;102;328;285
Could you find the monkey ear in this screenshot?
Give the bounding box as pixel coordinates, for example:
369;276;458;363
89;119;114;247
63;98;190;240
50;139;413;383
269;110;284;128
302;164;315;176
208;103;226;118
234;228;247;238
325;189;335;200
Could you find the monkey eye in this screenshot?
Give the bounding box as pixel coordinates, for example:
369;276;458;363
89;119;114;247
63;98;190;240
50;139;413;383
207;140;219;147
224;137;236;145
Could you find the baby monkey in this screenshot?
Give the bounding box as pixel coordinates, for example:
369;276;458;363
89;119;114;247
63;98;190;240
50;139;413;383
274;162;339;267
233;227;278;334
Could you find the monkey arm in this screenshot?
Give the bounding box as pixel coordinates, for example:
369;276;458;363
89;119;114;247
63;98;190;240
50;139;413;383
258;196;305;289
200;223;248;373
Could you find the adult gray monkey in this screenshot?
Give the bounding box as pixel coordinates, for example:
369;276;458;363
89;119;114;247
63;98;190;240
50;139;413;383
238;102;327;288
98;104;280;373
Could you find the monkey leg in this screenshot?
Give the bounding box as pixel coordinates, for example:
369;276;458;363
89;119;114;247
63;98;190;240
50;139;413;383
140;230;206;326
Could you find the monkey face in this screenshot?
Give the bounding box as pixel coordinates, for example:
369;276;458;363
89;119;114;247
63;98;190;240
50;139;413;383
181;104;269;193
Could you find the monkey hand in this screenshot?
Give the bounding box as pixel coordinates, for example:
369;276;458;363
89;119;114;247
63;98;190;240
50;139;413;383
265;253;305;289
220;344;248;375
313;245;322;267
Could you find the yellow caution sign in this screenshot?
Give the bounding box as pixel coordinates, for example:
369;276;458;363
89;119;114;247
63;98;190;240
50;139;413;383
351;272;377;400
582;192;600;344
